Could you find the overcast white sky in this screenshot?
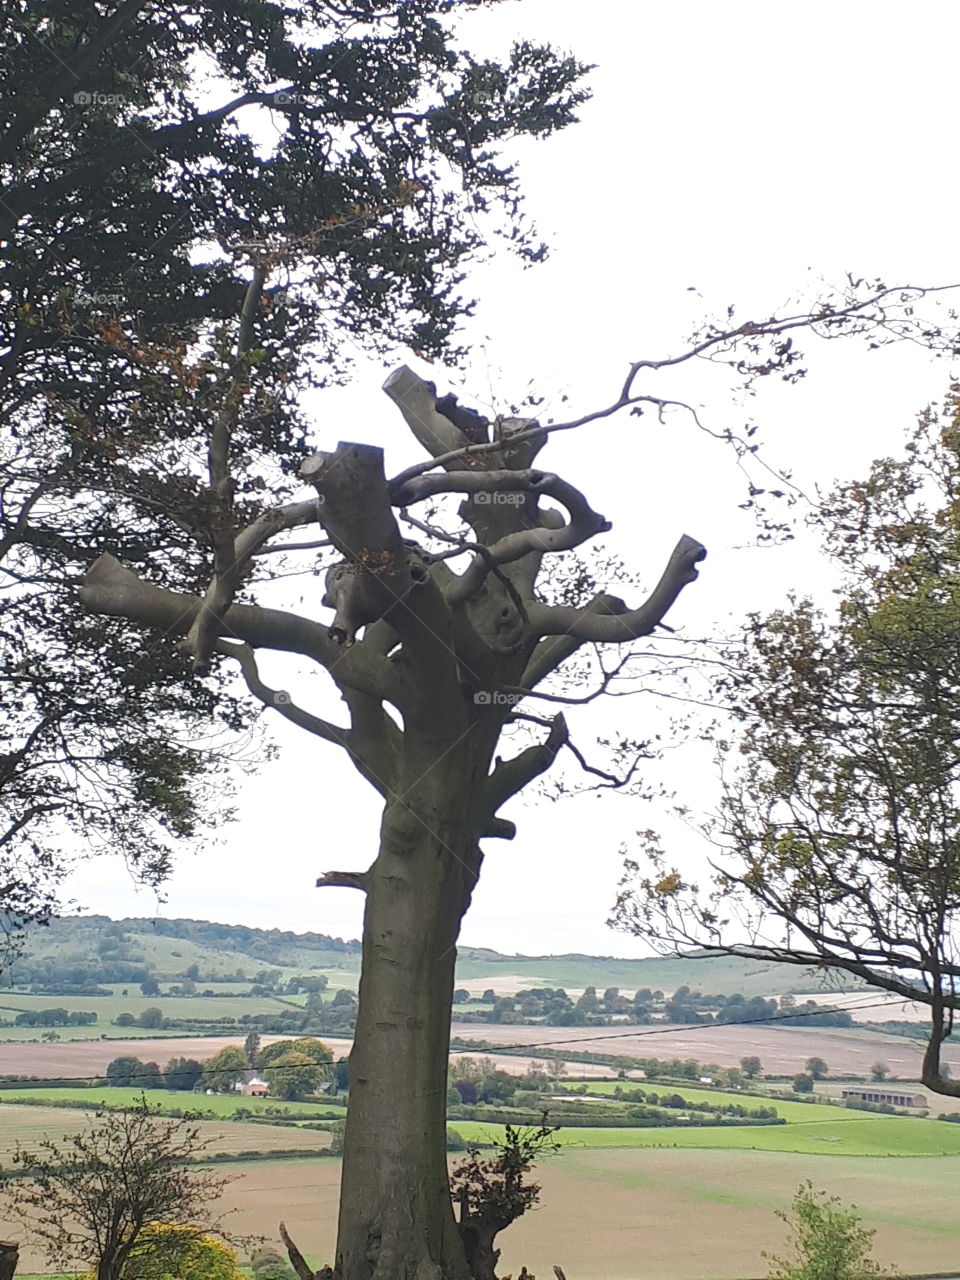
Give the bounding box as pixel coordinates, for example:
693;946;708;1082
65;0;960;956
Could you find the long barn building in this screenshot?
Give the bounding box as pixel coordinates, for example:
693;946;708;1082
841;1087;928;1108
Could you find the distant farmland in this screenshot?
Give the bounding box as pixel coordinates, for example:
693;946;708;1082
5;1151;953;1280
450;1020;960;1078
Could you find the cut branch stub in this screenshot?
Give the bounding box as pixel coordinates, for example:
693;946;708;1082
385;365;548;485
301;443;421;645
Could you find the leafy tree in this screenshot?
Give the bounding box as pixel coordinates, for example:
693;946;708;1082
263;1051;325;1101
251;1246;295;1280
140;979;161;998
764;1182;888;1280
869;1062;890;1083
120;1223;241;1280
741;1056;763;1080
330;989;357;1009
0;0;590;965
453;989;471;1005
0;1098;231;1280
113;1013;135;1028
105;1057;144;1089
792;1074;814;1094
806;1058;828;1081
163;1057;204;1092
260;1036;333;1071
138;1007;164;1030
617;390;960;1100
201;1046;247;1093
454;1079;478;1106
243;1031;261;1069
138;1062;165;1091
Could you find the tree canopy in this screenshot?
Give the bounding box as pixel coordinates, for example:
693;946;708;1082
0;0;589;944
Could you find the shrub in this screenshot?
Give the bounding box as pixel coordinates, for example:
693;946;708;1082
764;1182;889;1280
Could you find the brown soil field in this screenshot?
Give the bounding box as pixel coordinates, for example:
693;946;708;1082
0;1035;352;1078
791;990;931;1023
0;1035;608;1082
9;1150;957;1279
450;1020;960;1078
0;1105;331;1164
3;1021;953;1088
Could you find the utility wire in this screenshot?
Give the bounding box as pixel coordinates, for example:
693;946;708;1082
0;993;935;1087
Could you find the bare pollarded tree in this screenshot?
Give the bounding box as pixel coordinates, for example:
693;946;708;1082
79;279;958;1280
82;361;705;1280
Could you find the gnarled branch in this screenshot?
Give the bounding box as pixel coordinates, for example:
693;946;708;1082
482;714;568;817
79;553;395;700
529;535;706;641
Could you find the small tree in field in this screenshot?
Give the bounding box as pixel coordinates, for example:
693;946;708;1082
741;1056;763;1080
764;1183;890;1280
806;1058;828;1081
870;1062;890;1082
1;1098;232;1280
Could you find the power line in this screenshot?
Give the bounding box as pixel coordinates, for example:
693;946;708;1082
449;994;931;1055
0;994;935;1088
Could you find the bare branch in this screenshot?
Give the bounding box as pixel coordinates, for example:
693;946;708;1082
279;1222;321;1280
393;468;611;603
482;714;568;815
186;266;267;671
301;442;422;645
316;871;368;891
529;535;706;641
79;554;395;700
214;640;352;748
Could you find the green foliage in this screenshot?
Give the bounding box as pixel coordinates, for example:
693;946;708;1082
120;1223;242;1280
764;1183;891;1280
263;1051;324;1101
792;1075;814;1094
741;1056;762;1079
805;1058;828;1081
0;0;590;956
201;1046;247;1093
250;1246;295;1280
619;389;960;1095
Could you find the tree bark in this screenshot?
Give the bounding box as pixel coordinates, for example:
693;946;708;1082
0;1242;17;1280
335;776;480;1280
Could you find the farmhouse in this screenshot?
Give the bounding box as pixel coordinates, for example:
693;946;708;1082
240;1078;269;1097
841;1087;928;1108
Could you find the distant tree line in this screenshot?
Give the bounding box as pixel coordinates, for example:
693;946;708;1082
455;983;854;1029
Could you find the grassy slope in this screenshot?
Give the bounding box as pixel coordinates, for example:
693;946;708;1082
559;1082;859;1124
451;1115;960;1156
19;917;859;999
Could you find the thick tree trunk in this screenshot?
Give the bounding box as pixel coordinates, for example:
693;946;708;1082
0;1241;17;1280
334;793;478;1280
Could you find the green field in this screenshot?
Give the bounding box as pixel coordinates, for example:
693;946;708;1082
566;1081;861;1124
0;1086;343;1118
453;950;861;998
451;1115;960;1156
